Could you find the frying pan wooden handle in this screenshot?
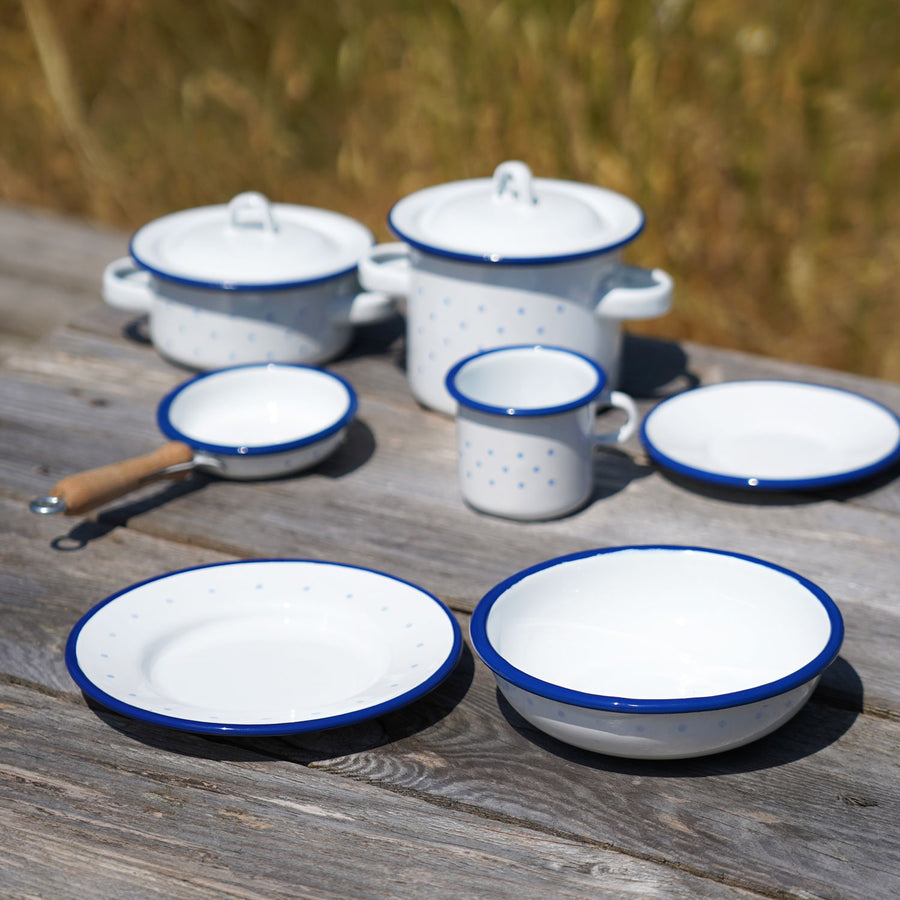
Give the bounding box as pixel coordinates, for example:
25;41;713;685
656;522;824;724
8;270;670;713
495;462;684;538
31;441;195;515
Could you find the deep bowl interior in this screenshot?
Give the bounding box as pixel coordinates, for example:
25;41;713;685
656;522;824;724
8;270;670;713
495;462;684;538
480;548;839;704
163;364;354;451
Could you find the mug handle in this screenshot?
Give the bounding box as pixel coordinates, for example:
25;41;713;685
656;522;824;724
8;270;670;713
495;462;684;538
356;242;412;297
595;266;673;320
594;390;638;445
102;256;154;313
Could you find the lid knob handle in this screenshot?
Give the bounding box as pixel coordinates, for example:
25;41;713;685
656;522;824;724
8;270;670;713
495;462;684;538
492;161;537;207
228;191;279;234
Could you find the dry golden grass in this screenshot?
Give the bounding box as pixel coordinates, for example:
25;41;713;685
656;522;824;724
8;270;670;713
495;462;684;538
1;0;898;379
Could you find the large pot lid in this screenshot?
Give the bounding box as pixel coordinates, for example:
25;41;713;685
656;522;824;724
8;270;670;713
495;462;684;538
388;161;645;265
130;192;374;290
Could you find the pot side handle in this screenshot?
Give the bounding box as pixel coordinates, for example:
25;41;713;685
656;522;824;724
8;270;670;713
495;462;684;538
595;266;673;320
102;256;155;313
331;290;398;326
356;242;412;297
29;441;195;516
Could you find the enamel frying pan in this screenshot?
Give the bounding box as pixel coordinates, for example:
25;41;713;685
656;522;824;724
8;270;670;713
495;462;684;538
30;363;357;516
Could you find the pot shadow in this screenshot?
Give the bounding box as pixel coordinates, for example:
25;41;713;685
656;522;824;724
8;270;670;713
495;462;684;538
493;656;863;777
342;313;406;362
48;418;377;550
620;334;700;400
80;641;475;765
122;315;152;345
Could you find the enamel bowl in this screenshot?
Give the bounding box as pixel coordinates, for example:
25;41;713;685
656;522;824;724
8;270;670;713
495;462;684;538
470;546;843;759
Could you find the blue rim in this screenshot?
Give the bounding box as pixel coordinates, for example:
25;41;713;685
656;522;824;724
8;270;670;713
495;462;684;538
470;545;844;714
640;381;900;490
387;198;645;267
65;559;463;736
445;345;607;418
156;363;358;457
129;235;359;292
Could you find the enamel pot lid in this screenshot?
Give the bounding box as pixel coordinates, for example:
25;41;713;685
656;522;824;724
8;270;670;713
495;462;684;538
129;192;375;291
388;161;646;265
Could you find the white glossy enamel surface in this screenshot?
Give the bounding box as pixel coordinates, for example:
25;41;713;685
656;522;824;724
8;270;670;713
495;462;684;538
641;380;900;488
471;547;843;758
68;561;461;733
131;193;374;287
487;550;831;698
158;364;356;479
389;162;644;261
165;365;352;449
451;345;601;411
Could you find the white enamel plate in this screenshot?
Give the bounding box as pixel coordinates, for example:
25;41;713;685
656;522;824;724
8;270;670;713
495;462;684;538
66;560;462;735
641;380;900;490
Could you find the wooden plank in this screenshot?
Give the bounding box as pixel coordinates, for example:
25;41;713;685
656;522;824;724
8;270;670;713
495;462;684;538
0;204;127;296
288;655;900;900
0;679;759;900
1;490;898;898
2;207;900;898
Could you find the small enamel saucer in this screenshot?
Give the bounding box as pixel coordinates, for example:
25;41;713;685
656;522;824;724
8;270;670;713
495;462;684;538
640;380;900;490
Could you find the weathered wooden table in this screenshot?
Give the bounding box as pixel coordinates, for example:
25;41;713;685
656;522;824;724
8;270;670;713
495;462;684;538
1;205;898;899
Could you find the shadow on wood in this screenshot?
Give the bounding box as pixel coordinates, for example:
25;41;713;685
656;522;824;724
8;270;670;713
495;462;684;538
591;445;656;503
493;655;863;777
651;462;900;507
45;420;376;548
620;334;700;400
80;641;475;764
49;474;214;550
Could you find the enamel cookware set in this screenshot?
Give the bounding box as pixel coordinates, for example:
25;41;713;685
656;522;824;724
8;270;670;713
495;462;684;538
34;161;900;759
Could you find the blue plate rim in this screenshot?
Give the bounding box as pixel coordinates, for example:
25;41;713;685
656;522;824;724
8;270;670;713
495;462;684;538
65;558;463;736
156;363;358;457
639;380;900;490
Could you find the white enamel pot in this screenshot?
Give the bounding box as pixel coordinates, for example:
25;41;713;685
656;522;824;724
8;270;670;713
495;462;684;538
30;363;357;516
357;161;673;415
103;192;396;370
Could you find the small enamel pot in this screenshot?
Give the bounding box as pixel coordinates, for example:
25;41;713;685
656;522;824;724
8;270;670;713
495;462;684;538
103;192;396;370
445;345;637;520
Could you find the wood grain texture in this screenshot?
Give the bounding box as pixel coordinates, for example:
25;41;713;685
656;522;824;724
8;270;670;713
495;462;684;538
2;203;900;899
4;330;899;717
0;680;759;900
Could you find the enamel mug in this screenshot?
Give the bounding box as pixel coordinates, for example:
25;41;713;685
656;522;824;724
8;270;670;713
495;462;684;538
445;345;638;520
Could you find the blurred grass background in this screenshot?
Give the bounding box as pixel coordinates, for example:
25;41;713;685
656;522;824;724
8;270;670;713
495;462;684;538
1;0;898;378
